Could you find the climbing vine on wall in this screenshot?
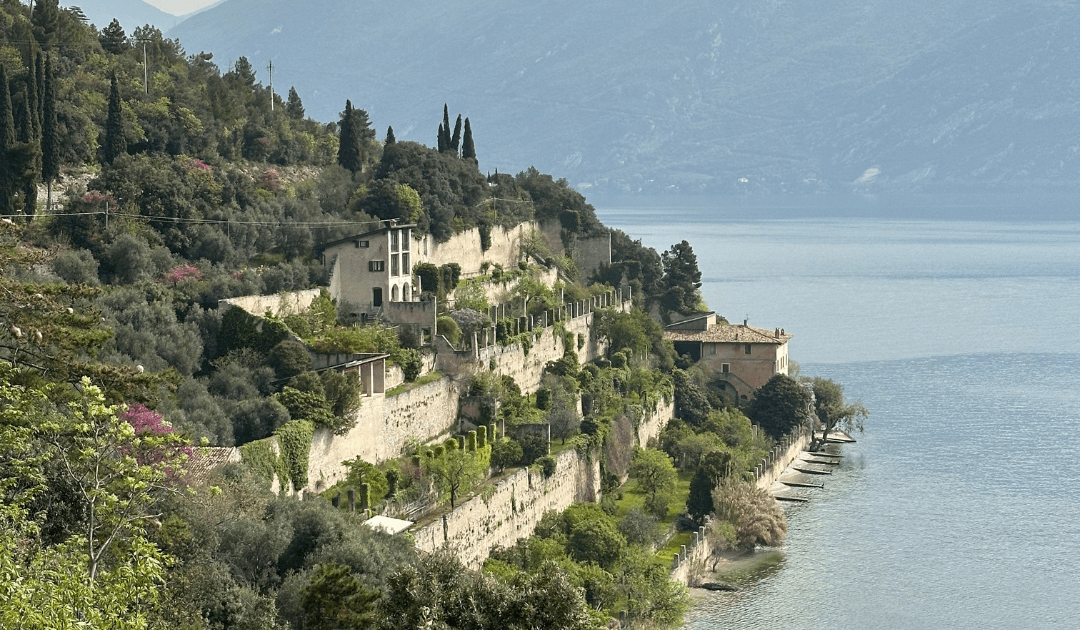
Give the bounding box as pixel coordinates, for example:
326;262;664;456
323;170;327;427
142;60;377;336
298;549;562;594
239;438;283;489
275;420;315;491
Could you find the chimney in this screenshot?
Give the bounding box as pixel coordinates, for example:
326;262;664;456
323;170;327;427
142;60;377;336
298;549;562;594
743;318;748;326
781;328;785;336
775;328;779;338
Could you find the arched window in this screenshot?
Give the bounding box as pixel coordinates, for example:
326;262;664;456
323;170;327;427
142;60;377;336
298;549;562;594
403;283;411;301
391;285;399;302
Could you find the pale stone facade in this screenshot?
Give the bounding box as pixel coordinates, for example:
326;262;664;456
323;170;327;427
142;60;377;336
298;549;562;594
664;313;791;402
322;222;418;318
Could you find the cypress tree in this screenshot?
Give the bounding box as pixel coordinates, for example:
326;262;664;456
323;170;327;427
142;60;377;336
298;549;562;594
337;99;359;173
352;106;374;166
19;90;40;220
35;54;45;127
462;117;476;161
103;72;126;164
385;125;395;145
25;59;39;139
286;86;304;120
1;65;16;216
41;55;59;212
450;114;462;154
440;104;452;153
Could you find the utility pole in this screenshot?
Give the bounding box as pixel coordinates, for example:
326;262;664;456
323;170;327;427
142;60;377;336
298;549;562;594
142;40;148;94
267;60;274;111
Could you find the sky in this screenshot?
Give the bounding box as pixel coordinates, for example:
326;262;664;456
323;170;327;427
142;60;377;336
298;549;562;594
144;0;217;17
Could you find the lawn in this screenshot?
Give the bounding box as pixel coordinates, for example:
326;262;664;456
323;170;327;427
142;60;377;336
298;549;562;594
608;470;694;560
386;371;443;397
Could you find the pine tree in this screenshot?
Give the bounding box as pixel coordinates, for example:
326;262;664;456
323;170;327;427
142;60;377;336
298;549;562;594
451;114;462;154
385;125;396;145
99;19;128;54
31;0;61;50
461;117;476;161
285;86;304;120
41;55;59;211
337;99;359;173
103;72;126;164
1;64;16;215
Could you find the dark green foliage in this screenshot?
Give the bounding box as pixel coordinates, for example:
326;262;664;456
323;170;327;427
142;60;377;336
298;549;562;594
660;240;703;315
436;315;460;346
301;563;379;629
567;512;626;569
269;340;313;380
384;125;395;144
276;386;337;430
51;248;99;285
397;348;422;382
104;73;125;164
673;369;711;427
321;368;361;419
514;166;602;234
337;99;359;172
461;117;475;160
491;437;523;472
233;397;291;444
450;114;462;153
537;455;557;478
518;431;548;465
1;64;16;215
99;18;128;54
746;373;811;440
286;86;305;120
438;103;451;153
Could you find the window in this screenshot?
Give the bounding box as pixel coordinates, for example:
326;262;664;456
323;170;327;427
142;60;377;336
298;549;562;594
402;230;410;251
355;240;369;248
744;344;752;355
390;230;399;253
391;254;399;277
708;344;716;355
401;252;410;275
721;363;730;373
368;260;385;272
391;285;399;302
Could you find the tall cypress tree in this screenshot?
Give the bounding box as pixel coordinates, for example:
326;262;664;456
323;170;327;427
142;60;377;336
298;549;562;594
385;125;396;145
450;114;462;154
1;65;17;216
352;106;374;167
35;54;45;127
25;59;39;139
439;104;452;153
461;118;476;161
41;55;59;212
19;89;40;219
103;72;125;164
337;99;359;173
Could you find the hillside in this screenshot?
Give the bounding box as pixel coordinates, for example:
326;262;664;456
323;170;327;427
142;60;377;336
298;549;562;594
168;0;1080;199
73;0;185;31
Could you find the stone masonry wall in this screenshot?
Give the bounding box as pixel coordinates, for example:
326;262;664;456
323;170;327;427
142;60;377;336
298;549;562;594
413;447;601;569
304;377;459;493
638;398;675;449
219;288;322;317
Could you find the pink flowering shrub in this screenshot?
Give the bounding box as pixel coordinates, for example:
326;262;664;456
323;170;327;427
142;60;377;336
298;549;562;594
258;167;282;192
121;404;194;479
163;264;203;285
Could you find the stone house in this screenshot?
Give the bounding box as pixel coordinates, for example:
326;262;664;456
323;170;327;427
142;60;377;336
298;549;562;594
663;313;791;402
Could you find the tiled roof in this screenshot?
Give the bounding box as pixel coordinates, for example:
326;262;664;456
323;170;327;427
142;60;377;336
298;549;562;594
185;447;241;485
663;322;791;344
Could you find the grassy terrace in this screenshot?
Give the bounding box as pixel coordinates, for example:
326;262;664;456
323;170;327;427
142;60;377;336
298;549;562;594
386;371;443;397
609;470;694;562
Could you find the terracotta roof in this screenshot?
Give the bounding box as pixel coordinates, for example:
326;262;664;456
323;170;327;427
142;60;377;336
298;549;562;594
185;447;241;485
663;322;791;344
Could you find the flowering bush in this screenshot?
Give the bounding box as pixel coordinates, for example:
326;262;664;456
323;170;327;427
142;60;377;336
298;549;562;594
163;264;202;285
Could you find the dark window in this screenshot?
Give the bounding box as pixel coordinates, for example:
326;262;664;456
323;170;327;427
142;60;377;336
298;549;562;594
744;344;752;355
355;240;369;248
391;254;399;277
368;260;385;272
373;287;383;307
722;363;730;373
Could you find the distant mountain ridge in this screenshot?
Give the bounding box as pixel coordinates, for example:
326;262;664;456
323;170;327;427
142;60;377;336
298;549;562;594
72;0;185;31
169;0;1080;198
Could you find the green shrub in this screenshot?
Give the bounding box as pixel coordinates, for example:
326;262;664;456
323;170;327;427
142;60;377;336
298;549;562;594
437;316;461;346
537;455;557;478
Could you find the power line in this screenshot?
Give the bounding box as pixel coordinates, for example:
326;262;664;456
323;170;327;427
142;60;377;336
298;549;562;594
1;211;390;229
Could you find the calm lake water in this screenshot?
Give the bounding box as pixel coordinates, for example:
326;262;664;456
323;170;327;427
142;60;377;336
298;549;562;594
595;206;1080;630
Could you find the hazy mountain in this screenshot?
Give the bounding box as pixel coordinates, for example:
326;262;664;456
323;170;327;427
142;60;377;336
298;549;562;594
169;0;1080;198
73;0;185;31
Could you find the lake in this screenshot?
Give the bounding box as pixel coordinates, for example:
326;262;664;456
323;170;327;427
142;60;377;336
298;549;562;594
595;206;1080;629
